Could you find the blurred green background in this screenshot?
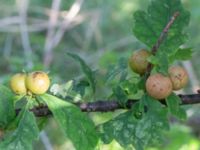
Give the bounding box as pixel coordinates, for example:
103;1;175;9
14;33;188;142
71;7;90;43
1;0;200;149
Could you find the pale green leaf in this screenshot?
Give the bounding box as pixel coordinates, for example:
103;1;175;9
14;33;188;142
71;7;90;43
0;85;15;129
0;108;39;150
41;94;99;150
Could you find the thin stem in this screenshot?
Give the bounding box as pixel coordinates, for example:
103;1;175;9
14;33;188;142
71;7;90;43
146;12;180;76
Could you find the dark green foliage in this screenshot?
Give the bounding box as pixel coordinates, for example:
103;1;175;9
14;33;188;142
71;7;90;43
100;95;169;150
133;0;190;53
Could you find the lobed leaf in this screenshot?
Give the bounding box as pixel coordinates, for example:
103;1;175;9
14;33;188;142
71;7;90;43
100;95;169;150
133;0;190;53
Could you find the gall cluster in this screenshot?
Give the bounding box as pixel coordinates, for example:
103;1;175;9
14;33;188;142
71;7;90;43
129;49;188;100
10;71;50;95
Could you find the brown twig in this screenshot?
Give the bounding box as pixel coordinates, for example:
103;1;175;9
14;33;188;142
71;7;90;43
146;11;180;75
15;93;200;117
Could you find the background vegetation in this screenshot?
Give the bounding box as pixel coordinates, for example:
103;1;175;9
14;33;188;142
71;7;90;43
0;0;200;149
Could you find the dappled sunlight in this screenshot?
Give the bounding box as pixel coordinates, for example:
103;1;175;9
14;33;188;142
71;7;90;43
100;140;126;150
